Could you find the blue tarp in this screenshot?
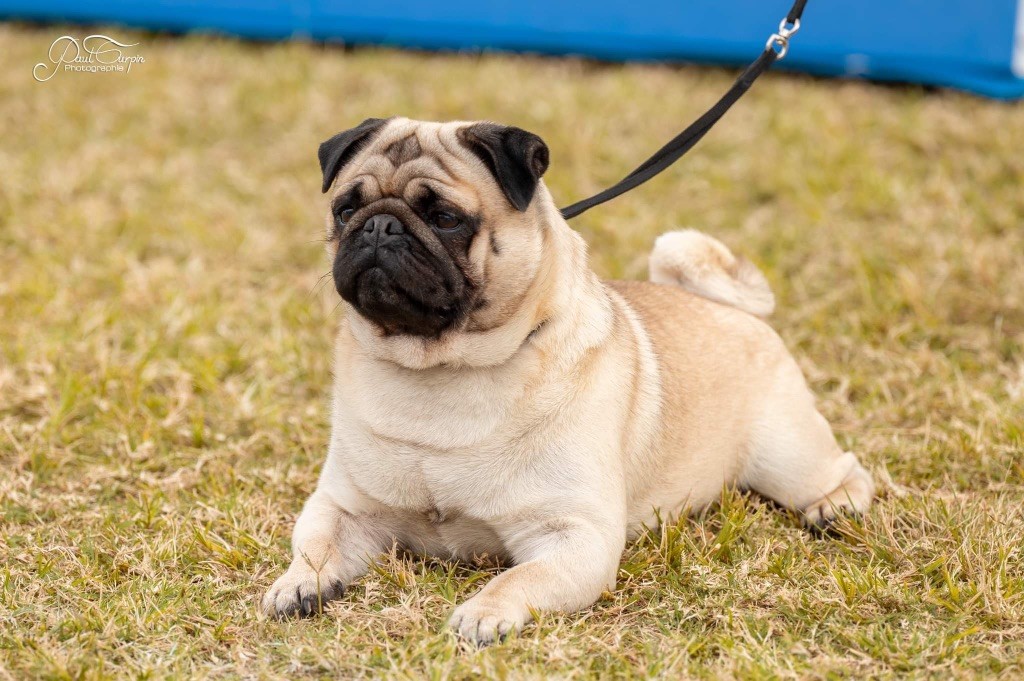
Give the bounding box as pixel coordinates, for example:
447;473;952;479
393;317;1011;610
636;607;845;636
6;0;1024;99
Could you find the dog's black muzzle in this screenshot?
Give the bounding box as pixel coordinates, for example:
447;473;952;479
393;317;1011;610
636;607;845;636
332;203;469;337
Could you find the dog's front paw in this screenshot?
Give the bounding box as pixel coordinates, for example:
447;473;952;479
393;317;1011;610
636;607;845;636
261;566;346;619
448;596;528;646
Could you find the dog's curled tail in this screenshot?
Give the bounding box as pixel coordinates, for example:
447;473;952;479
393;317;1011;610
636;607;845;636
648;229;775;318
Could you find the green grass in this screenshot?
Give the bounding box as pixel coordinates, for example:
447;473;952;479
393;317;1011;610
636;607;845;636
2;23;1023;679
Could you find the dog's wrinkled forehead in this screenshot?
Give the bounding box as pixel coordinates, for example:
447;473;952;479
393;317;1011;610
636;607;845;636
342;120;470;205
318;117;550;213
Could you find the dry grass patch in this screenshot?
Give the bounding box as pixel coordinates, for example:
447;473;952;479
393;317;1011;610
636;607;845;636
1;23;1023;679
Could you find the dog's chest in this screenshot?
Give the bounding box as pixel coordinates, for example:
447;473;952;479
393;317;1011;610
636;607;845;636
332;356;558;516
338;416;561;520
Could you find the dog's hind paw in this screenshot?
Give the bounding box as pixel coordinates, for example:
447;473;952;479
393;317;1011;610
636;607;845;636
801;460;875;532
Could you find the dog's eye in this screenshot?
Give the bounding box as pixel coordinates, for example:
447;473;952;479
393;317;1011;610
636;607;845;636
432;212;461;231
336;206;356;226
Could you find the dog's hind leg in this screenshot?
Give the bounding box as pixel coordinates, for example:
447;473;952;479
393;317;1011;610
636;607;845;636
739;357;875;529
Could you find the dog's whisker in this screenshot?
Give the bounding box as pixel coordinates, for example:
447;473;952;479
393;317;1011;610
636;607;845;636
308;270;333;300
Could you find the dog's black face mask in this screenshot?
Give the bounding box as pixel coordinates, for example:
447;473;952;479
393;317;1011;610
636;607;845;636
318;118;549;338
330;192;477;337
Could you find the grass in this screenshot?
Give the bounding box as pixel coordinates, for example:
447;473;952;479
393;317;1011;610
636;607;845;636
1;22;1023;679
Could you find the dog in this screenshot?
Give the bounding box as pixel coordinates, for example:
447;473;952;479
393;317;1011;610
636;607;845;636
261;117;875;644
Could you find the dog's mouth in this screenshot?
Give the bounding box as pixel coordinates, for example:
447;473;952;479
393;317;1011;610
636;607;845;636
334;238;470;337
349;265;462;336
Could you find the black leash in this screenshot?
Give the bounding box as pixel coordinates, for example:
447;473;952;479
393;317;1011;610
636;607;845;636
559;0;809;220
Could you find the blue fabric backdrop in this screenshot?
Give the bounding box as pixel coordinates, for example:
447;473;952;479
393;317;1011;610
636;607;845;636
5;0;1023;99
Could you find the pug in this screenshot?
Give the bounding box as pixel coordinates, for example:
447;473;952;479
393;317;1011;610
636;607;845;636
261;117;874;644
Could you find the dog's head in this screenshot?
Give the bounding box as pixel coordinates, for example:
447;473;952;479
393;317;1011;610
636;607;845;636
320;117;551;340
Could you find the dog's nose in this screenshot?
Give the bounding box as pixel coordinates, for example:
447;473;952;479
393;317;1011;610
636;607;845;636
363;213;405;241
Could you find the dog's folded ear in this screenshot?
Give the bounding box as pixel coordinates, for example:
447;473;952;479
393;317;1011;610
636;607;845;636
319;118;390;193
458;123;550;211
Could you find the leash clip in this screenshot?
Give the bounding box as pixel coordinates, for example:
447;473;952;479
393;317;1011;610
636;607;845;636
766;17;801;59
